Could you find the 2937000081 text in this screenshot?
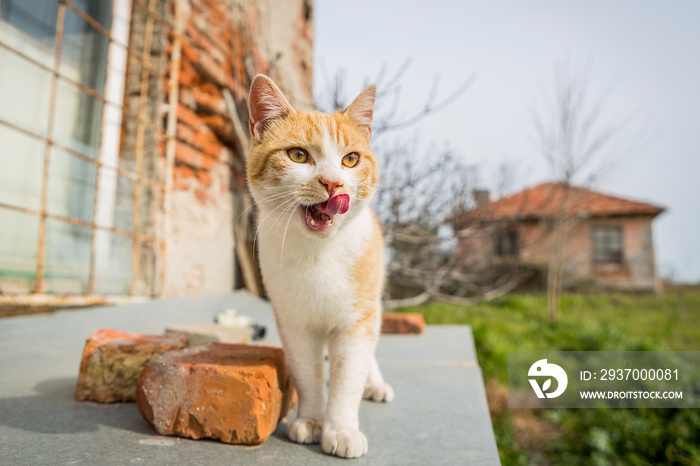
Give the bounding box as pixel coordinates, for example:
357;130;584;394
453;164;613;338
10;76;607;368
580;368;678;381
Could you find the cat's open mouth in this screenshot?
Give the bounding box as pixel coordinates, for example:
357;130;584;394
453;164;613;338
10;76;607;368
300;194;350;232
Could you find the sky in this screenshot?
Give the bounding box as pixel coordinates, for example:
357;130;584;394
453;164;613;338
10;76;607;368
313;0;700;283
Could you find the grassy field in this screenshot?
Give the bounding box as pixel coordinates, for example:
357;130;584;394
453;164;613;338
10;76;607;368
400;286;700;465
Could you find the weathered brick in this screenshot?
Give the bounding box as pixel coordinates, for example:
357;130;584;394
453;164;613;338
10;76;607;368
180;39;200;65
192;87;225;114
179;57;201;88
75;328;188;403
136;344;296;445
194;187;210;203
381;313;426;334
200;114;232;140
196;170;212;187
177;104;204;131
175;142;204;169
195;132;222;158
174;164;195;179
165;323;252;346
196;52;228;88
177;122;196;146
178;87;197;110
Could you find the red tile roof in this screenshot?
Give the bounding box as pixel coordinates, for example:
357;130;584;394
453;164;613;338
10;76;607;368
461;182;665;222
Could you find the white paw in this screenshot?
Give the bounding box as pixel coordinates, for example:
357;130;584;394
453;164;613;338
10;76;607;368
286;418;322;444
363;382;394;402
322;428;368;458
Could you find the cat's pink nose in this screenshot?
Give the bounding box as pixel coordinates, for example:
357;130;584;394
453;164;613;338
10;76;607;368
320;179;343;197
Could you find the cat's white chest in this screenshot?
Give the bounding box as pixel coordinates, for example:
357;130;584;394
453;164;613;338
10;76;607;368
256;208;373;330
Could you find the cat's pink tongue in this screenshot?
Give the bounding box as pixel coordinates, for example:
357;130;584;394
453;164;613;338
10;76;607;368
318;194;350;215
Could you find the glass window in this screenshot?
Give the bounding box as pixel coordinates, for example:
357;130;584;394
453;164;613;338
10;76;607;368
0;125;45;210
0;0;168;301
495;230;519;257
0;210;39;293
0;47;53;136
592;226;623;264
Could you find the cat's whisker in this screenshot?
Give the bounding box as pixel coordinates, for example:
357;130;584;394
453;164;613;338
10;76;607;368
268;195;302;235
254;196;297;241
280;199;303;261
253;197;299;251
270;196;300;234
232;187;299;225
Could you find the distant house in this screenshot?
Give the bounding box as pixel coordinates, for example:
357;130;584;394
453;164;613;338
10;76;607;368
453;183;666;292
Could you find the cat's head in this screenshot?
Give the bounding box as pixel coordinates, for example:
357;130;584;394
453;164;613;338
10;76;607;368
246;75;378;238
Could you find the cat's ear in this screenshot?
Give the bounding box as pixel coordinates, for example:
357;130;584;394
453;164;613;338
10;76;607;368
248;74;294;139
343;84;377;139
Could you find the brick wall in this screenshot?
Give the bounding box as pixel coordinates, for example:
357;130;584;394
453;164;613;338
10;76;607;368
163;0;313;296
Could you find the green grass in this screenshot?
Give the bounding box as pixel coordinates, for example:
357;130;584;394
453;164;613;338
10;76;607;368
400;287;700;465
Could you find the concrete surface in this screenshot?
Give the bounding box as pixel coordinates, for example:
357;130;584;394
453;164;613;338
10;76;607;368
0;291;500;465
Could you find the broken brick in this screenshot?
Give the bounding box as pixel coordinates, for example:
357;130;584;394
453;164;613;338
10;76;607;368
75;328;188;403
165;323;252;346
381;313;426;335
136;344;296;445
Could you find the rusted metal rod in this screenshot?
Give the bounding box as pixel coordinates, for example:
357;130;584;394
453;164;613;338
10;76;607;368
34;1;66;294
0;201;162;244
0;117;167;189
161;0;185;297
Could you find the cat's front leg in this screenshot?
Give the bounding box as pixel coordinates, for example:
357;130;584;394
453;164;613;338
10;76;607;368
322;333;374;458
279;326;326;444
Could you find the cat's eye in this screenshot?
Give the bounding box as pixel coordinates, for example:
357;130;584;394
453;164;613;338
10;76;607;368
287;147;309;164
342;153;360;168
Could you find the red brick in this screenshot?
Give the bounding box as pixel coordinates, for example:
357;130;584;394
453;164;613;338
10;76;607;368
200;35;228;66
201;154;218;170
196;52;228;88
381;313;426;334
175;142;204;169
177;104;204;131
197;170;212;187
179;87;197;110
185;21;201;46
75;328;188;403
177;123;196;146
136;344;296;445
179;58;200;88
194;187;210;203
174;164;195;179
192;87;225;114
195;131;222;158
200;114;232;140
180;39;200;65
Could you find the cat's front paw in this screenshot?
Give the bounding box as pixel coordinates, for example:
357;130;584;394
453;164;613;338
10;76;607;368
321;427;368;458
286;417;323;444
363;381;394;402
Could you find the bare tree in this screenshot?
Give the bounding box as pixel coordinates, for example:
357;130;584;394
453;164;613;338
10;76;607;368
532;57;649;323
317;63;528;308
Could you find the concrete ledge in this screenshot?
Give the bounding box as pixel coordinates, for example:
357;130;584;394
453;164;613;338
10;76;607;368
0;291;499;465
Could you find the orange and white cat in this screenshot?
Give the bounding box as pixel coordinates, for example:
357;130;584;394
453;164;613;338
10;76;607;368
246;75;393;458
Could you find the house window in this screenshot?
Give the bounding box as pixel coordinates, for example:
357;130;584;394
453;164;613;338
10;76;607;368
0;0;172;299
495;230;519;257
592;226;623;264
